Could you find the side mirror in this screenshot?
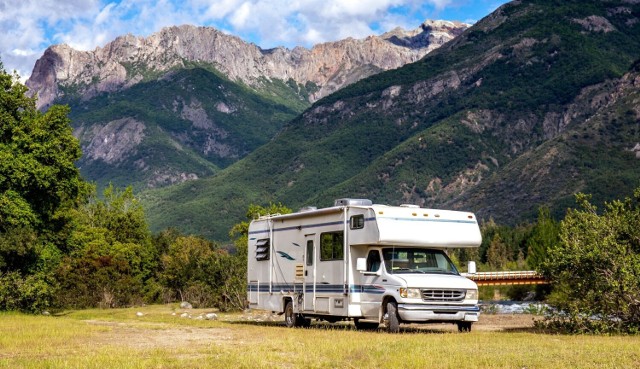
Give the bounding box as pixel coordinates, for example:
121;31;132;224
467;261;477;274
356;258;367;272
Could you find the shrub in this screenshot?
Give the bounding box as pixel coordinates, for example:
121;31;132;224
540;189;640;333
0;271;57;313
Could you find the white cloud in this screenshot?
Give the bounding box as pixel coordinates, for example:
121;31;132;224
0;0;491;81
0;0;100;78
229;2;253;28
429;0;455;10
95;2;116;25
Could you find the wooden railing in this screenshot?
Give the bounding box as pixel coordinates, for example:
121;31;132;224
461;271;547;286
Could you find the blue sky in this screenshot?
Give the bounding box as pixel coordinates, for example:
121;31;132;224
0;0;509;80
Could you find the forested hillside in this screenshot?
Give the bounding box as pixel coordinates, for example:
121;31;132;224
143;0;640;240
68;66;302;189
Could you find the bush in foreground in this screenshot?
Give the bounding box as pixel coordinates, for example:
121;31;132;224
540;188;640;333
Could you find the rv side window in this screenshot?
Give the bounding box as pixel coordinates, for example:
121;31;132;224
366;250;381;272
255;238;270;261
320;231;344;261
350;215;364;230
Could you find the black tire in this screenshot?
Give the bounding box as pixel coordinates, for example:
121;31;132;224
386;301;400;333
354;319;379;330
284;301;296;328
457;322;472;332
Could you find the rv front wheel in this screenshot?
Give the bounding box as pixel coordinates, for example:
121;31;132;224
386;301;400;333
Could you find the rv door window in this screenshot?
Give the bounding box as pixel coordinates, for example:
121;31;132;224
306;240;314;266
320;231;344;261
255;238;270;261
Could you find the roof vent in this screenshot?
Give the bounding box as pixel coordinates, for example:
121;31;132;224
400;204;419;208
299;206;317;213
334;198;373;207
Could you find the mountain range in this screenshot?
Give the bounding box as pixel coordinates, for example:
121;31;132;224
26;0;640;240
26;21;466;189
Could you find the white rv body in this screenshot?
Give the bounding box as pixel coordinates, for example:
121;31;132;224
247;199;482;332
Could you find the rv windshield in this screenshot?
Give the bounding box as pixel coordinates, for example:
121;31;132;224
382;248;459;275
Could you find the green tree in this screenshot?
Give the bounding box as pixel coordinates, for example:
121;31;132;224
541;189;640;333
486;234;510;270
0;66;88;235
0;62;89;312
56;185;156;308
160;235;219;305
526;207;560;269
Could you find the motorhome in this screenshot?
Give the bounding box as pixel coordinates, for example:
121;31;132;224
246;198;481;332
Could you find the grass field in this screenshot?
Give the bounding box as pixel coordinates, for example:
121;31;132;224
1;305;639;368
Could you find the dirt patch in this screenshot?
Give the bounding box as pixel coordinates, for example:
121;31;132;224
474;314;540;331
82;312;539;351
84;320;233;349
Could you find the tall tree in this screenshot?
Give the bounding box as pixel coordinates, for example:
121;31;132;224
56;185;156;308
486;234;509;270
0;65;88;235
526;207;559;269
0;61;89;311
542;190;640;333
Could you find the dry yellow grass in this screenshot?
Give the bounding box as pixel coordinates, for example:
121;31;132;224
0;306;639;368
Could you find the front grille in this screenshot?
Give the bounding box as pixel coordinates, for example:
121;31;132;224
421;289;465;302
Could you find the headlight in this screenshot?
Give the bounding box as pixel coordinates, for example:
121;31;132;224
465;289;478;301
399;288;422;299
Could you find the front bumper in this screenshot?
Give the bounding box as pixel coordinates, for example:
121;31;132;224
397;303;480;323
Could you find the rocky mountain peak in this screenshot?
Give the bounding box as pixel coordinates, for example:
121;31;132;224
26;22;468;110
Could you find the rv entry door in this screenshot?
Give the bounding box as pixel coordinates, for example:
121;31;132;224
360;249;384;319
303;235;316;312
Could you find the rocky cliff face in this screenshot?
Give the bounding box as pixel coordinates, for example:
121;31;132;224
26;21;467;110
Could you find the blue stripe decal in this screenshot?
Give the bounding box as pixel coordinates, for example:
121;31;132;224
276;251;295;261
247;283;386;294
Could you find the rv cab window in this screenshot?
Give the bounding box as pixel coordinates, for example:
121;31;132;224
382;248;458;275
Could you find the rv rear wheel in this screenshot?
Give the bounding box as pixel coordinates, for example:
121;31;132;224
386;301;400;333
284;301;296;328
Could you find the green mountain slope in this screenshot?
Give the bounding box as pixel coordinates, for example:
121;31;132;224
66;66;305;189
455;65;640;220
143;0;640;240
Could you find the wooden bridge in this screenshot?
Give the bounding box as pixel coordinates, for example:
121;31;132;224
461;271;548;286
